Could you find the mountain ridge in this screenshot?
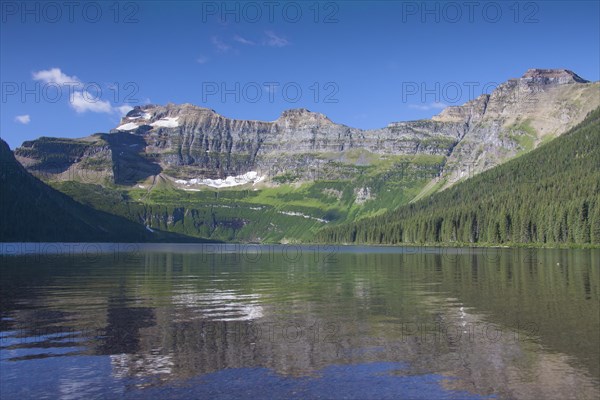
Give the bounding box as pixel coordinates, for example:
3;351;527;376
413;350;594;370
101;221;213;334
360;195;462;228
16;69;599;189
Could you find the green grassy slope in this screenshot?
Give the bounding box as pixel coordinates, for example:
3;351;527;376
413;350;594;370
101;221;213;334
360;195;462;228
49;153;443;243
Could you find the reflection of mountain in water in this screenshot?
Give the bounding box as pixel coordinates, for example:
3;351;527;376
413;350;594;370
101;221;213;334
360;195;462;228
96;295;155;355
171;289;263;321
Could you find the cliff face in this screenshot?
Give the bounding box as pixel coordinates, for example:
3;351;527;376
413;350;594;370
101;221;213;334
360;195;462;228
105;104;462;179
15;108;462;186
15;69;600;189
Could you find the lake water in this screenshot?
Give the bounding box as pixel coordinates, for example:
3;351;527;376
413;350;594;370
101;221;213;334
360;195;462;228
0;244;598;399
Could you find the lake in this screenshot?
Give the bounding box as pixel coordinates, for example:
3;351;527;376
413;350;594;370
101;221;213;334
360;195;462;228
0;244;598;399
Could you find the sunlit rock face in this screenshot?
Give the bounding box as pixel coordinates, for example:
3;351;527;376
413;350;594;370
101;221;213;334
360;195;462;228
431;69;599;188
14;70;600;188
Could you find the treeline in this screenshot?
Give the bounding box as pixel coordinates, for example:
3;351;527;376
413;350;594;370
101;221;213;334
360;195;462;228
317;107;600;246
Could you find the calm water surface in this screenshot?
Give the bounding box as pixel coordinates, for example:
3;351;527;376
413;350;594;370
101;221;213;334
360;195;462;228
0;244;598;399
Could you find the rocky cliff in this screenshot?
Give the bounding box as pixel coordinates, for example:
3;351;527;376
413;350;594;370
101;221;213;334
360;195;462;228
432;69;599;187
15;69;599;191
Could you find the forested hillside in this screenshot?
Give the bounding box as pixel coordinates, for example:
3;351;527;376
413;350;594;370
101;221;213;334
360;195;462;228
317;107;600;246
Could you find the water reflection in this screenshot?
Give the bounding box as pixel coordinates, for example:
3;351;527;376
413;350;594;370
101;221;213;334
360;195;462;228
0;246;598;399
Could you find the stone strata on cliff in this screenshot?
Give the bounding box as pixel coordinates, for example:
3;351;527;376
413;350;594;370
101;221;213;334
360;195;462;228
15;69;600;188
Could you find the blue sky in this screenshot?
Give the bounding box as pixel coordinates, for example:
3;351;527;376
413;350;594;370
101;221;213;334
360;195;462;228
1;0;599;149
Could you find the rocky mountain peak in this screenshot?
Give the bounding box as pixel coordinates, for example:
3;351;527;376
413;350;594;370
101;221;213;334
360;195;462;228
432;69;592;124
520;69;589;85
119;105;335;132
278;108;331;122
116;103;221;132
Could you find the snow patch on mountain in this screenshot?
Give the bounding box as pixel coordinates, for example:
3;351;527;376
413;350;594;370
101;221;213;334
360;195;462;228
278;211;328;223
116;122;139;131
151;117;179;128
175;171;264;189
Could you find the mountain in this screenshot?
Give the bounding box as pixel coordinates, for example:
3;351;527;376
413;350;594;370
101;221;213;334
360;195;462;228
0;139;207;243
15;69;598;186
10;69;600;243
317;107;600;246
430;68;598;190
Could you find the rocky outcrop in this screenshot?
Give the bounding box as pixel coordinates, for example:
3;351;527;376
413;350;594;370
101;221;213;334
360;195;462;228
521;68;588;85
354;187;374;205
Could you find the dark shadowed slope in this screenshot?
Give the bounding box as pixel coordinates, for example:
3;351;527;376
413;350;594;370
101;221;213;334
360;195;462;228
0;139;212;243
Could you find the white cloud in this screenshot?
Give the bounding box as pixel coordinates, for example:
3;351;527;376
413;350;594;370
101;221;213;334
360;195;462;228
196;56;209;64
233;35;255;45
211;36;231;52
263;31;289;47
408;102;448;111
15;114;30;124
32;68;80;85
70;91;113;114
116;105;134;116
33;67;142;118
